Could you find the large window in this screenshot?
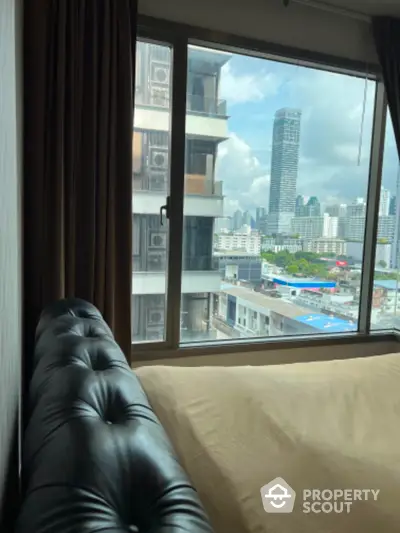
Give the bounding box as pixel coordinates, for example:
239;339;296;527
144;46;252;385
132;25;393;350
371;114;400;330
181;45;375;343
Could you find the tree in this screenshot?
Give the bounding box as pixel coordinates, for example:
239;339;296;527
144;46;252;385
261;251;276;264
378;260;387;269
287;264;299;275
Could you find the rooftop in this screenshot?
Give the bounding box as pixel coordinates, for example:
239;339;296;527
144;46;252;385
221;285;311;318
374;280;400;291
294;314;357;333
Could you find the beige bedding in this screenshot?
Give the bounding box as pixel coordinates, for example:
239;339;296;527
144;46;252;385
136;353;400;533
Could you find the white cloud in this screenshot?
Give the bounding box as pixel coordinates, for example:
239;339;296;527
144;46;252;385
215;133;270;215
220;63;281;105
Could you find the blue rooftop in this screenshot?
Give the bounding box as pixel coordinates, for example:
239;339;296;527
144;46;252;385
295;314;357;333
374;280;400;291
272;276;336;289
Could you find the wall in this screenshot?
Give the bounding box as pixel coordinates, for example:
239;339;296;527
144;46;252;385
138;0;377;66
134;338;400;367
0;0;22;525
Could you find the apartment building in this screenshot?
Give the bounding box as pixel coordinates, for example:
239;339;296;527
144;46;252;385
215;230;261;255
291;214;338;239
303;238;347;256
132;42;230;341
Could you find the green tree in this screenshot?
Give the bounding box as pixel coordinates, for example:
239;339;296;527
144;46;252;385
287;263;299;275
275;251;293;268
261;251;276;264
378;260;387;268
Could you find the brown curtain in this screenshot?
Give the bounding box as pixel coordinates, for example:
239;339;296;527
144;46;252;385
24;0;137;364
373;17;400;157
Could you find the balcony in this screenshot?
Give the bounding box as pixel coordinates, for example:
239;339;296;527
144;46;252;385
186;94;227;117
134;93;228;140
135;91;227;118
133;254;219;273
132;270;222;295
133;173;223;197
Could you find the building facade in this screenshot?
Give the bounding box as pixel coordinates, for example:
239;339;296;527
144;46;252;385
268;108;302;234
303;238;347;256
132;42;230;342
215;230;261;255
379;187;390;216
291;214;338;240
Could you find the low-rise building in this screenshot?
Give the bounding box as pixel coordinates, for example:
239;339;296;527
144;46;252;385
215;229;261;255
262;236;303;254
215;251;262;283
214;285;357;338
303;238;347;256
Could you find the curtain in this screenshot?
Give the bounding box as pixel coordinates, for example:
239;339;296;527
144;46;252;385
24;0;137;364
373;17;400;156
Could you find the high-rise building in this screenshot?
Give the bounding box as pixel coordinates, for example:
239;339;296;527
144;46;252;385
326;204;347;217
268;108;302;234
295;195;320;217
379;187;390;216
132;41;230;342
389;195;397;216
295;195;305;216
255;207;267;230
232;209;243;231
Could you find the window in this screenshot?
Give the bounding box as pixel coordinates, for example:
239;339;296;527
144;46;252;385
132;24;393;352
371;114;400;330
132;40;172;343
180;44;375;343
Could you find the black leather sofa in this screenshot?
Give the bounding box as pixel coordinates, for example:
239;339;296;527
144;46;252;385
17;298;213;533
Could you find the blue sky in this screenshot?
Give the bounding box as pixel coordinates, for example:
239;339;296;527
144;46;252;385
214;51;399;216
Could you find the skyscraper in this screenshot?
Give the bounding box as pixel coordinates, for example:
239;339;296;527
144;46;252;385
232;209;243;231
268;108;302;234
379;187;390;216
389;195;397;216
255;207;267;230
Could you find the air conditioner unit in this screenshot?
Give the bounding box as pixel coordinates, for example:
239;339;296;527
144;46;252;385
149;231;167;249
147;308;165;326
149;170;167;192
150;61;170;85
150;86;169;107
149;147;168;170
147;250;166;271
146;326;163;341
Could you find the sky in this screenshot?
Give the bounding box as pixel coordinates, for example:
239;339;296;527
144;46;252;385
213;51;399;217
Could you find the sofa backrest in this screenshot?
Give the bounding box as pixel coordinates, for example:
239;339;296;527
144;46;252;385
17;298;213;533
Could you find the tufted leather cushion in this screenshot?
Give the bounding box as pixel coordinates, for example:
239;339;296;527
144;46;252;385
17;298;213;533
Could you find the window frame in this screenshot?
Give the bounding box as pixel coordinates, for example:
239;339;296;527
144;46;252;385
132;15;395;361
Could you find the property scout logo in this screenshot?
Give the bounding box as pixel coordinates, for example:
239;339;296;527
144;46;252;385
260;477;380;514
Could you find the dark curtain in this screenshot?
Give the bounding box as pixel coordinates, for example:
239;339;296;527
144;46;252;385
24;0;137;364
373;17;400;157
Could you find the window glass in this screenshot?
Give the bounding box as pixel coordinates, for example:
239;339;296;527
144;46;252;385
132;41;172;343
371;114;400;330
180;44;376;343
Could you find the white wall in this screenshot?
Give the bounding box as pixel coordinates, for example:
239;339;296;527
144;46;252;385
139;0;377;66
0;0;22;522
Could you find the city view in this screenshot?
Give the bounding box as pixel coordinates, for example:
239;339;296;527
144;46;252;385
132;41;400;344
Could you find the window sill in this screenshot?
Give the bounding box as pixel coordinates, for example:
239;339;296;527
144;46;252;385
132;330;398;364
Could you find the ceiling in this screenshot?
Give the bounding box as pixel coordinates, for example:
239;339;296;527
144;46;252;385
294;0;400;17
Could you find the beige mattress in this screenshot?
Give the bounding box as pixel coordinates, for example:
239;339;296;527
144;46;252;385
136;353;400;533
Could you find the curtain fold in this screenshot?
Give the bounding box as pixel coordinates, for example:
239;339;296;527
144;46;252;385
373;17;400;156
24;0;137;363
